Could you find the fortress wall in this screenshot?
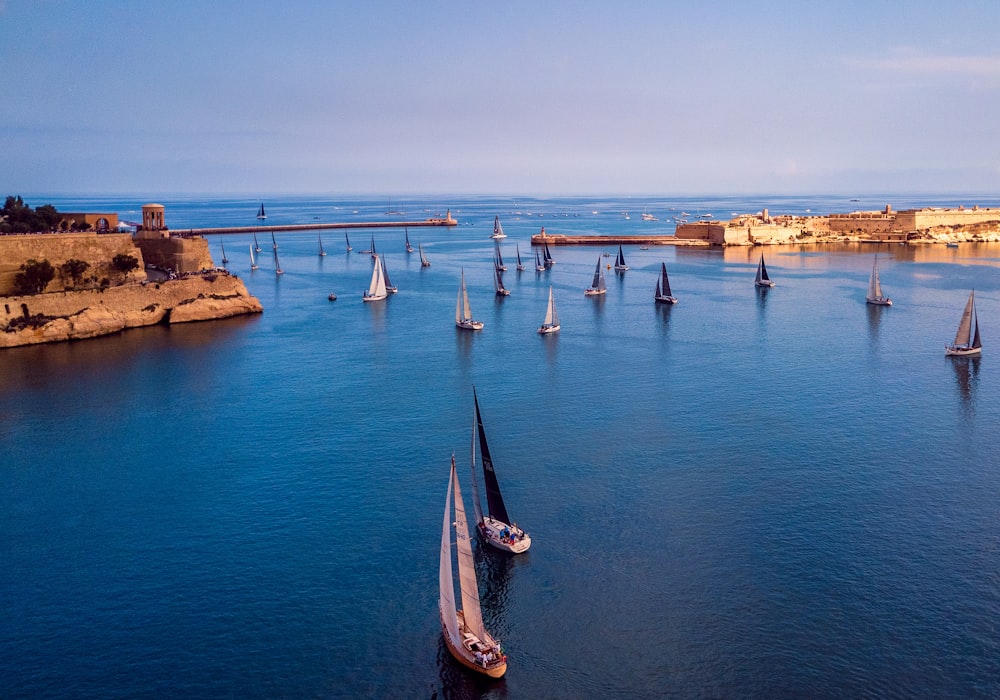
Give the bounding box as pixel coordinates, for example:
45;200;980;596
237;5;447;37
896;208;1000;231
134;236;213;273
827;215;896;234
742;225;799;244
0;233;146;295
676;222;726;243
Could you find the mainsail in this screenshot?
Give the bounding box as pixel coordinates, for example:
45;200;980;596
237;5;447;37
867;257;882;299
954;291;978;347
474;389;512;526
439;459;460;648
453;458;486;639
660;262;672;297
456;269;473;323
544;286;559;326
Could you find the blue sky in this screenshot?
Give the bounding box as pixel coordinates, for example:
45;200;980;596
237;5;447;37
3;0;1000;195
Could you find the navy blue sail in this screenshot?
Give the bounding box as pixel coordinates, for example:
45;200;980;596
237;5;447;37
474;389;512;527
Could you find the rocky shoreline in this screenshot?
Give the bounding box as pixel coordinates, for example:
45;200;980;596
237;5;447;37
0;271;262;348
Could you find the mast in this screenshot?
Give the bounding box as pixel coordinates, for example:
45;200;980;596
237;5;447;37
972;296;982;349
469;391;484;526
550;287;559;326
475;389;511;526
318;234;326;256
439;458;460;647
452;457;486;640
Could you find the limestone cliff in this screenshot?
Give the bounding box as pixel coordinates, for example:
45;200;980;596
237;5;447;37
0;272;262;348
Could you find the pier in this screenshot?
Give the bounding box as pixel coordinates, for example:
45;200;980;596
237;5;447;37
530;233;706;246
181;217;457;236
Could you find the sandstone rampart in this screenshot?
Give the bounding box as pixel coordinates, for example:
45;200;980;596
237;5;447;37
0;273;262;348
0;232;147;294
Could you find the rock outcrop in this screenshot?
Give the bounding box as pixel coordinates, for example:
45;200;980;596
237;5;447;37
0;271;262;348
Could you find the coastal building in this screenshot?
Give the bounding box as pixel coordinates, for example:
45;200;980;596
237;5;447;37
59;212;120;232
133;203;212;273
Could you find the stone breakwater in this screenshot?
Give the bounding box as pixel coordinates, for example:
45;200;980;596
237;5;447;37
0;272;262;348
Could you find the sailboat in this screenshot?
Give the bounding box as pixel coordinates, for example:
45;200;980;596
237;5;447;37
363;254;387;302
456;269;484;330
381;256;398;293
370;235;377;259
534;250;545;272
584;257;607;296
220;241;229;265
491;215;507;239
515;244;525;271
439;455;508;678
253;233;261;253
543;241;555;267
614;245;629;272
249;245;258;271
273;246;283;275
271;232;279;251
946;290;982;356
754;254;775;288
256;203;266;220
537;286;560;334
318;234;327;257
865;255;891;306
419;242;431;267
405;228;414;253
494;241;507;271
494;258;510;297
469;388;530;554
654;262;678;304
345;232;353;252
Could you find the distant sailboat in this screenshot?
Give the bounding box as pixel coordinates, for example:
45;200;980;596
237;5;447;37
370;235;377;259
256;203;266;220
754;254;775;288
363;254;387;302
494;241;507;271
273;245;283;275
220;241;229;265
584;257;607;296
456;269;484;330
439;455;508;678
381;256;398;293
946;290;982;356
614;245;629;272
249;245;258;271
515;244;525;271
491;215;507;239
419;242;431;267
538;286;560;334
534;250;545;272
405;228;414;253
865;255;891;306
494;258;510;296
543;241;555;267
318;234;327;257
271;232;278;251
469;388;530;554
253;233;261;253
345;232;353;252
654;262;678;304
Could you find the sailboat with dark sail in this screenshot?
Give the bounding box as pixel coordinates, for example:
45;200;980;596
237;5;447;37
534;250;545;272
220;242;229;265
584;257;607;296
494;257;510;296
494;241;507;272
946;290;982;356
614;245;629;272
543;241;555;267
345;232;353;252
654;262;678;304
380;256;398;293
256;203;266;220
318;234;327;257
253;233;261;253
515;244;525;271
754;254;775;288
419;242;431;267
469;388;530;554
439;455;508;678
491;215;507;239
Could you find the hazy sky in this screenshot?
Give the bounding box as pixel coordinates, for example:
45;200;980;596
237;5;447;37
3;0;1000;196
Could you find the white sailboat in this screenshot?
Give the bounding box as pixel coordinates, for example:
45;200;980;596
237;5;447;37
405;228;414;253
865;255;891;306
584;257;607;296
491;215;507;239
345;232;353;252
381;256;398;293
515;244;525;271
363;254;387;302
654;262;678;304
439;455;508;678
469;388;530;554
456;269;484;330
318;234;327;257
249;245;258;271
754;254;775;287
273;246;283;275
419;242;431;267
538;286;560;334
946;290;982;356
614;245;629;271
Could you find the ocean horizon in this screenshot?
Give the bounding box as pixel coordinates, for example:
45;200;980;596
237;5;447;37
2;193;999;698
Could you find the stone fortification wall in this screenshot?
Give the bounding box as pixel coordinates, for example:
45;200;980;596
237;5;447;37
895;207;1000;231
0;233;146;295
134;236;213;274
676;222;729;244
0;272;262;348
827;212;896;234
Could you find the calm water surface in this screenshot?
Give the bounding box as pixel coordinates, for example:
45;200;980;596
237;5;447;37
2;195;999;698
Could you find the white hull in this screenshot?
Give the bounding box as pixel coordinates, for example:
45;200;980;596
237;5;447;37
866;297;892;306
614;265;629;272
457;320;484;330
490;233;507;239
363;293;386;302
496;289;510;297
479;517;531;554
584;288;607;296
538;324;560;334
655;295;678;304
755;280;775;288
946;345;981;357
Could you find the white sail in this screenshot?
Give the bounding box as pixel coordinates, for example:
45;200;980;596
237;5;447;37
364;255;386;300
492;215;506;239
249;245;258;270
867;261;881;299
544;286;558;326
954;291;976;347
439;461;461;649
452;459;486;640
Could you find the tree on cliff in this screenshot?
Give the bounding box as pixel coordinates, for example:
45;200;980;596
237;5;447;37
112;253;139;281
13;259;55;295
1;196;61;233
60;258;90;288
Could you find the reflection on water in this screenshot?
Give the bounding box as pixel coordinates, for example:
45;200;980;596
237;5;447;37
951;356;980;420
866;303;884;344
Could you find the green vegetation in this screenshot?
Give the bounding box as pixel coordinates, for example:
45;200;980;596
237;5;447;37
60;258;91;287
1;196;62;233
112;253;139;280
13;259;55;295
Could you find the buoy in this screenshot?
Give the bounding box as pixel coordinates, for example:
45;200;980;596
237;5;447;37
328;293;337;301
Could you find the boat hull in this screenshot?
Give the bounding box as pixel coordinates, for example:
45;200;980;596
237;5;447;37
363;293;387;302
866;297;892;306
479;519;531;554
538;324;560;334
584;288;606;296
495;290;510;296
655;295;678;304
946;345;982;357
456;320;484;331
440;612;507;678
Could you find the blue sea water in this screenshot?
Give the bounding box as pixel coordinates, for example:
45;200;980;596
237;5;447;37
2;194;999;698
